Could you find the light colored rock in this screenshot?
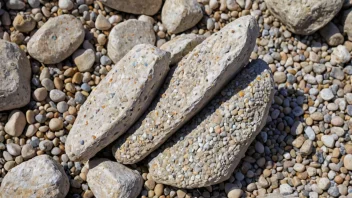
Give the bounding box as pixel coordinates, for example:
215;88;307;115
300;139;313;156
322;135;335;148
27;14;85;64
5;110;26;137
342;8;352;41
148;60;274;188
160;33;206;65
318;177;331;190
99;0;162;15
95;14;111;30
87;159;143;198
73;49;95;72
344;154;352;170
331;45;351;64
265;0;344;35
0;40;31;111
279;184;293;195
65;44;170;162
107;19;156;63
112;16;260;165
0;155;69;198
58;0;73;10
320;88;334;101
21;144;36;160
162;0;203;34
319;22;344;46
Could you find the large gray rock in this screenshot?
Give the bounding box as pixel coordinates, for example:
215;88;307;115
27;14;85;64
112;16;259;164
160;33;206;65
0;155;69;198
265;0;344;35
65;44;170;162
0;39;31;111
107;19;156;63
99;0;162;15
149;60;275;188
162;0;203;34
342;8;352;41
87;159;143;198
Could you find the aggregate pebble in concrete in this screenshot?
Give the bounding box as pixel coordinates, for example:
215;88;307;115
65;44;170;162
27;14;85;64
149;59;275;188
0;155;69;198
87;159;143;198
112;16;259;164
0;39;31;111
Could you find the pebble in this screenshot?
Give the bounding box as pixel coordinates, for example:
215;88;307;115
21;144;36;160
95;14;111;30
320;88;334;101
73;49;95;72
50;89;66;102
32;87;48;101
49;118;63;131
6;143;21;156
322;135;335;148
344;154;352;170
5;110;26;137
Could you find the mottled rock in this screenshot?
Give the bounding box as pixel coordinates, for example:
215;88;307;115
87;159;143;198
0;155;69;198
13;14;36;33
112;16;259;165
99;0;162;15
107;19;156;63
27;15;85;64
0;40;31;111
265;0;344;35
331;45;351;64
149;60;274;188
162;0;203;34
65;44;170;162
160;33;206;65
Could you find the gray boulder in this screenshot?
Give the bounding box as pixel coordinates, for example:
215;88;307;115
0;39;31;111
0;155;69;198
27;14;85;64
87;159;143;198
149;60;275;188
65;44;170;162
107;19;156;63
162;0;203;34
265;0;344;35
112;16;259;165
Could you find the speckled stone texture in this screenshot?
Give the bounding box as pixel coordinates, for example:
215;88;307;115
0;39;31;111
99;0;162;15
107;19;156;63
112;16;259;165
160;33;206;65
149;59;275;188
87;159;143;198
162;0;203;34
0;155;69;198
27;14;85;64
65;44;170;162
265;0;344;35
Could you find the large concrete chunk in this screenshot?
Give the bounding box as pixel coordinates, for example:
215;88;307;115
265;0;344;35
27;14;85;64
149;60;275;188
162;0;203;34
87;159;143;198
0;40;31;111
99;0;162;15
160;33;206;65
0;155;69;198
65;44;170;162
112;16;259;164
108;20;156;64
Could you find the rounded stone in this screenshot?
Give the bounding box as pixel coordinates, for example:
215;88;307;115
344;154;352;170
5;110;26;137
49;118;64;131
32;87;48;101
320;88;334;101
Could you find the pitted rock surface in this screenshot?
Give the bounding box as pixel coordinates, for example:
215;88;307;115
65;44;170;162
107;19;156;63
87;159;143;198
112;16;259;164
0;155;69;198
149;60;275;188
160;33;206;65
27;14;85;64
265;0;344;35
0;39;31;111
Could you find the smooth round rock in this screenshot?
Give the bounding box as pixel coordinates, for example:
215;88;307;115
4;110;26;137
49;118;63;131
